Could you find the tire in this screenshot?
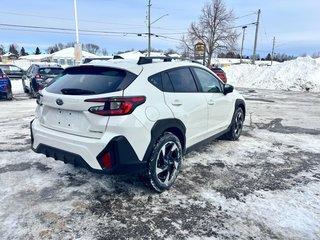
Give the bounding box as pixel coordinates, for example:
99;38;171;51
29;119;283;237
224;107;244;140
148;132;183;192
22;79;29;93
6;91;13;100
30;84;37;98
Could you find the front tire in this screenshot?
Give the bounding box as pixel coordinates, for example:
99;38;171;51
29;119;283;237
148;132;183;192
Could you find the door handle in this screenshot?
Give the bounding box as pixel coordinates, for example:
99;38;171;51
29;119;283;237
171;99;182;106
208;100;215;105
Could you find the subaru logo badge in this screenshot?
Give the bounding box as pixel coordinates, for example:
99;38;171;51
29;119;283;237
56;99;64;106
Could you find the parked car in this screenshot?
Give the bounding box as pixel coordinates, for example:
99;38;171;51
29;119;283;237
0;68;13;100
22;63;64;97
210;67;227;83
31;57;245;192
0;64;25;79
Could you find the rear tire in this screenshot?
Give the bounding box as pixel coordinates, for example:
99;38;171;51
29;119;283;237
148;132;183;193
30;85;37;98
224;107;244;140
6;91;13;100
22;80;29;93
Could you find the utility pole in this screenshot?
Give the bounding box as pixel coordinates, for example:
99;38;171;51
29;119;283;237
240;26;247;63
73;0;82;64
252;9;261;64
271;37;275;66
147;0;151;57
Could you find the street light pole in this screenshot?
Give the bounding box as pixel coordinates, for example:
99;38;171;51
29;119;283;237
240;26;247;63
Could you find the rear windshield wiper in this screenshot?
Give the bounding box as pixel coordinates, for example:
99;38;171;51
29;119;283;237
61;88;96;95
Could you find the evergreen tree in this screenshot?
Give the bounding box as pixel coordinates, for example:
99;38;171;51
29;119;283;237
0;44;5;55
35;47;41;55
9;44;19;55
20;47;28;56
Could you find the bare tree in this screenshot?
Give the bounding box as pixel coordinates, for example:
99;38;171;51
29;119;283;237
181;0;239;66
83;43;100;54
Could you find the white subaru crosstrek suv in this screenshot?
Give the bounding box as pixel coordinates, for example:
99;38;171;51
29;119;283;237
31;57;245;192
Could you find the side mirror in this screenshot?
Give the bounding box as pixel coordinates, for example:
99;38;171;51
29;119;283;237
224;84;234;95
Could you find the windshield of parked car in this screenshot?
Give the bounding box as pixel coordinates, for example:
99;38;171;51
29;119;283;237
46;66;137;95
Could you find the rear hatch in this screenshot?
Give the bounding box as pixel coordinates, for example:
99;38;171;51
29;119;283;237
39;64;141;139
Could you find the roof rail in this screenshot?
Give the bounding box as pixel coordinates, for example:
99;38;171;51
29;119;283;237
137;56;180;65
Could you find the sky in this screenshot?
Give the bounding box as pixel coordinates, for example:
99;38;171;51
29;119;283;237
0;0;320;57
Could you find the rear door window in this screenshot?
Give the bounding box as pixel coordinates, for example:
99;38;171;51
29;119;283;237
46;66;137;95
166;67;198;92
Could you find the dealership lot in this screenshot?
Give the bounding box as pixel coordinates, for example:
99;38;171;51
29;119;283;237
0;88;319;239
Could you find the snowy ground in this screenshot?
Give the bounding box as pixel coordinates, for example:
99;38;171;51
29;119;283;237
0;84;319;239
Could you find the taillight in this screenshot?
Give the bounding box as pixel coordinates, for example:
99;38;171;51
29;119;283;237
4;85;8;91
85;96;146;116
38;85;43;91
35;74;42;79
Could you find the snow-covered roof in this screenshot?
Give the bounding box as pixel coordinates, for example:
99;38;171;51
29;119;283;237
50;47;98;58
19;54;51;60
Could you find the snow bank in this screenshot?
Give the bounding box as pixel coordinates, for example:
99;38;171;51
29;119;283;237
225;56;320;92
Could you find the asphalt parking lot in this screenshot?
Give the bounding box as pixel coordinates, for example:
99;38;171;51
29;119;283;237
0;88;319;239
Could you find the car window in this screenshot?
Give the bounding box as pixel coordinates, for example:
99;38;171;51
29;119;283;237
148;73;163;90
0;65;10;70
39;68;63;75
46;66;137;95
162;72;174;92
9;65;21;71
167;67;198;92
193;67;222;93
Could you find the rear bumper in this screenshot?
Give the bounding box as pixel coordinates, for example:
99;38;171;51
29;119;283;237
31;119;147;174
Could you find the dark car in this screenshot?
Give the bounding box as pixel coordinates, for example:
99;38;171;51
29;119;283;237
0;68;13;100
210;67;227;83
0;64;25;79
22;63;64;97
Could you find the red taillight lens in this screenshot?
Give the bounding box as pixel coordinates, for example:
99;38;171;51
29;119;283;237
4;85;8;91
85;96;146;116
38;85;43;91
35;74;42;79
101;152;112;169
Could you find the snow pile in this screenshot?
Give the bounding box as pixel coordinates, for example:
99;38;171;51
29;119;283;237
225;56;320;92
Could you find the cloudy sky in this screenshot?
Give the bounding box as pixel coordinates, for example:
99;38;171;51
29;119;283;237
1;0;319;57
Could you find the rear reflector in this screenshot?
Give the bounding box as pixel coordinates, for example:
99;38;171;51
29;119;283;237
85;96;146;116
101;152;112;169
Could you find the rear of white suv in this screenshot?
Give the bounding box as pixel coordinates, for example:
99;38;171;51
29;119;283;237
31;58;245;192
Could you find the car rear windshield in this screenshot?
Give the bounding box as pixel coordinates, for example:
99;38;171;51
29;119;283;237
0;69;5;74
46;66;138;95
39;68;64;75
211;68;224;73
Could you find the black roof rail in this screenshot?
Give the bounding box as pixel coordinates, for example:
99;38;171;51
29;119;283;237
137;56;180;65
